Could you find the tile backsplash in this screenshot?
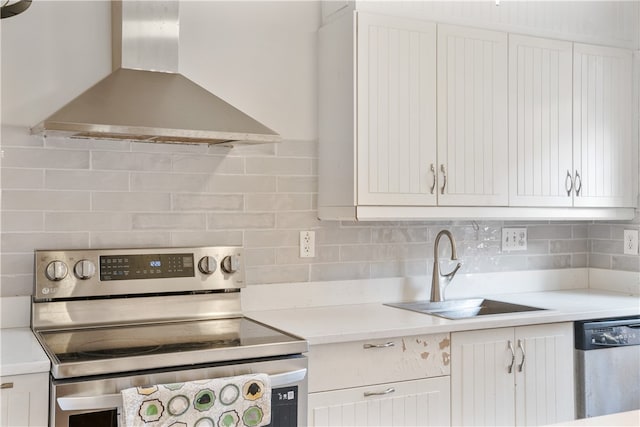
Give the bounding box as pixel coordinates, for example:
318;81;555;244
1;126;638;296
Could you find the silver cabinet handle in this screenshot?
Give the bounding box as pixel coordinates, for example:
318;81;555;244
565;170;574;196
508;340;516;374
364;387;396;397
517;339;526;372
429;164;436;194
363;341;395;349
575;170;582;196
440;164;447;195
1;383;13;389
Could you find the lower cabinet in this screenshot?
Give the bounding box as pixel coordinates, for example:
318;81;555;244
0;373;49;427
451;322;575;426
308;376;450;426
307;333;451;426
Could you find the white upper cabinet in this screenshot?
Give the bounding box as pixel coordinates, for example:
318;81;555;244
573;44;637;208
508;35;574;207
437;25;508;206
317;6;637;221
357;13;437;206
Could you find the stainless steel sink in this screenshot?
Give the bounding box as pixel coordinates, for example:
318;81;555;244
384;298;545;320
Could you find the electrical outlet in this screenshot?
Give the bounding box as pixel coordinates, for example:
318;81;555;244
623;229;639;255
299;231;315;258
502;228;527;252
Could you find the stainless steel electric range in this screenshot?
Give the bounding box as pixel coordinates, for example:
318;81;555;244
31;246;308;427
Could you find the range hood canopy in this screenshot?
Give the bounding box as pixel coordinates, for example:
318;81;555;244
31;1;280;145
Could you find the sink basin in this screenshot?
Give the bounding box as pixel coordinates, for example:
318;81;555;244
384;298;545;320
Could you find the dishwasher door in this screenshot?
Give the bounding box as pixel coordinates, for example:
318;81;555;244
575;317;640;418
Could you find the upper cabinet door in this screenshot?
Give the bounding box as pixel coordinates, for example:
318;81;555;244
356;13;437;206
573;44;636;208
437;25;508;206
508;35;574;207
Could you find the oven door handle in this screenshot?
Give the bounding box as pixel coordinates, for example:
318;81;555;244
56;368;308;411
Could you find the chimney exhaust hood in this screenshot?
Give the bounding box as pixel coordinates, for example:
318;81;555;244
31;1;280;145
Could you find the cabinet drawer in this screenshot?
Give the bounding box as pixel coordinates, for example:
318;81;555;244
309;333;450;392
308;376;450;427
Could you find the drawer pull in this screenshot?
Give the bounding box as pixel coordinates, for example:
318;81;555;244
363;341;395;349
364;387;396;397
1;383;14;389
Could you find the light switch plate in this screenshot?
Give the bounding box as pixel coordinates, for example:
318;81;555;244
623;229;639;255
502;228;527;251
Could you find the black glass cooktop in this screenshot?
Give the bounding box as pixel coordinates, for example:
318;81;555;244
37;317;307;378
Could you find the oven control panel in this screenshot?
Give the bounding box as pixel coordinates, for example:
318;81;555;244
34;247;244;300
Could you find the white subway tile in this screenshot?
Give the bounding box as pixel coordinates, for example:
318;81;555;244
131;173;209;192
1;253;34;275
246;194;311;211
170;231;243;247
0;275;33;296
45;212;131;231
207;213;275;229
172;155;244;174
1;212;44;232
244;248;277;267
1;232;89;252
245;265;309;285
277;176;317;193
244;230;299;248
93;151;171;171
316;227;371;245
46;170;129;190
1;168;44;189
527;255;572;270
2;147;89;169
207;175;277;193
310;262;370;282
92;192;171;212
133;213;206;230
90;231;171;248
3;190;90;211
245;157;313;175
173;194;243;211
275;211;322;229
276;246;340;264
611;255;640;272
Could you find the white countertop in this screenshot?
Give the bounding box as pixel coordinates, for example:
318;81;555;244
0;328;50;376
246;289;640;345
548;410;640;426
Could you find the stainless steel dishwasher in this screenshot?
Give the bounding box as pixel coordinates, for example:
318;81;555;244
575;316;640;418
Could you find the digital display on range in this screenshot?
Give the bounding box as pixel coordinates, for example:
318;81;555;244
99;253;195;281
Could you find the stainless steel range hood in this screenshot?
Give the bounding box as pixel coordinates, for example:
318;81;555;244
31;1;280;145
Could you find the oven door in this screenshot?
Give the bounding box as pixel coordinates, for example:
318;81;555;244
51;355;307;427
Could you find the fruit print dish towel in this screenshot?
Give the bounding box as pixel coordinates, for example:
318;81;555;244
121;373;271;427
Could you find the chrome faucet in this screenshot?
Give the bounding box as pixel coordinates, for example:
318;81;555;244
430;230;462;302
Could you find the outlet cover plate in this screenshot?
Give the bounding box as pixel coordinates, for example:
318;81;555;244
502;228;527;252
299;230;315;258
623;229;639;255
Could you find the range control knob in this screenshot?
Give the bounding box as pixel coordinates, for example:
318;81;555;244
221;255;240;274
45;261;68;281
74;259;96;280
198;256;218;275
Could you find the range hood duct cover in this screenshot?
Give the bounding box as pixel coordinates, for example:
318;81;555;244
31;1;280;145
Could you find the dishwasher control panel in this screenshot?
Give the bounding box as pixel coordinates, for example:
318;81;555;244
575;316;640;350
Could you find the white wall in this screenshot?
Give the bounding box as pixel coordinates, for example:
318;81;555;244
1;0;319;141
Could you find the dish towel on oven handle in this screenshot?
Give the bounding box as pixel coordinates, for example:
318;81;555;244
120;373;271;427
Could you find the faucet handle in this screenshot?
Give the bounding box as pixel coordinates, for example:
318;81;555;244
444;262;462;279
